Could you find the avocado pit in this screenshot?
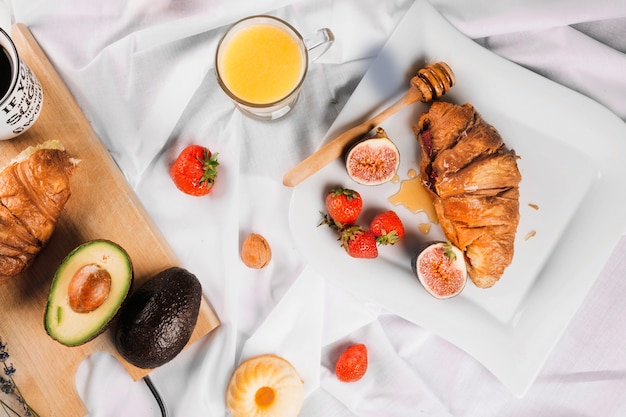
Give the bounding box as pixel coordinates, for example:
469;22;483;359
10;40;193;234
68;264;112;313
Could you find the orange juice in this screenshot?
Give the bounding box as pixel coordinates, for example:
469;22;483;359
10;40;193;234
218;23;304;105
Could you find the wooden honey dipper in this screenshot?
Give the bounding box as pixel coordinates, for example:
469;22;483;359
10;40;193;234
283;61;455;187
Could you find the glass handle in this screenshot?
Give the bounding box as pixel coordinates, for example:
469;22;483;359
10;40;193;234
303;28;334;63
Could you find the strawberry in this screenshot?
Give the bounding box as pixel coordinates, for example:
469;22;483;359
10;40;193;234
370;210;404;245
170;145;219;196
335;343;368;382
325;187;363;225
340;226;378;259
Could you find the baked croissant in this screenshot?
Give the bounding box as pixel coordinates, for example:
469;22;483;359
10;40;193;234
0;140;77;283
415;102;521;288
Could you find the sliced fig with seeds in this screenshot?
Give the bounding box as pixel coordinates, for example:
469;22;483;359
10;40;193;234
411;241;467;299
345;127;400;185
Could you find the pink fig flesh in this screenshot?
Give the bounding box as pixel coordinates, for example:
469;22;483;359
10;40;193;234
412;241;467;299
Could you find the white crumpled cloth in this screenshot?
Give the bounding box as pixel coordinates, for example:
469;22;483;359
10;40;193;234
4;0;626;415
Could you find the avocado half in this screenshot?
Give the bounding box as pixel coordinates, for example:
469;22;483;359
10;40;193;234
44;239;133;347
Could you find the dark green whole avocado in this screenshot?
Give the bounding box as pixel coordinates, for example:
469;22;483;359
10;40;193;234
115;266;202;369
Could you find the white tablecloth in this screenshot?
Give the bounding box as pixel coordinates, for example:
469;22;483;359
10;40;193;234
3;0;626;415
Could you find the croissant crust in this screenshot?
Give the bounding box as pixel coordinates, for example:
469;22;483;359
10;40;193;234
0;143;76;282
416;102;521;288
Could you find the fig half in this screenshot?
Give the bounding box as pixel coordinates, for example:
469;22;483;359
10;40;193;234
345;127;400;185
411;241;467;299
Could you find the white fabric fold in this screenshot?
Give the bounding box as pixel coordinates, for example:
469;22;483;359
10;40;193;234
239;266;325;397
320;319;456;417
75;352;158;416
474;24;626;121
431;0;626;38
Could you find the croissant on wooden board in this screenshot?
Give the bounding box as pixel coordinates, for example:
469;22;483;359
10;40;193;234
0;140;78;283
415;102;522;288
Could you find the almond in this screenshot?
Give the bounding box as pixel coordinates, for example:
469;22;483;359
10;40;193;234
241;233;271;269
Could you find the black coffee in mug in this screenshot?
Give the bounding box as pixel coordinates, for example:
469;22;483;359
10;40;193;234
0;46;11;99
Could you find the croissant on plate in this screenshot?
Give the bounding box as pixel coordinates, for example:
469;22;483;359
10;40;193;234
415;102;522;288
0;140;77;283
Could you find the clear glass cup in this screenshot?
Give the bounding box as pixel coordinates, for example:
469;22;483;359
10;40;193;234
215;15;334;121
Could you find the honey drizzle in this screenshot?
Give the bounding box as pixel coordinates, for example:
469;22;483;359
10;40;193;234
388;173;438;225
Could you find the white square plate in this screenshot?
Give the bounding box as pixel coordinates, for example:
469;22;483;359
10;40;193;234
289;0;626;397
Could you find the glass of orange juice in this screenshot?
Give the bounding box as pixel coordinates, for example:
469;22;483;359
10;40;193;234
216;15;334;121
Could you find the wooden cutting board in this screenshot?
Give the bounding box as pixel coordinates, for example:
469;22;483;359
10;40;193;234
0;24;220;416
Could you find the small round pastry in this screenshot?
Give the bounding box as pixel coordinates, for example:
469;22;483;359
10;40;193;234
226;355;304;417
